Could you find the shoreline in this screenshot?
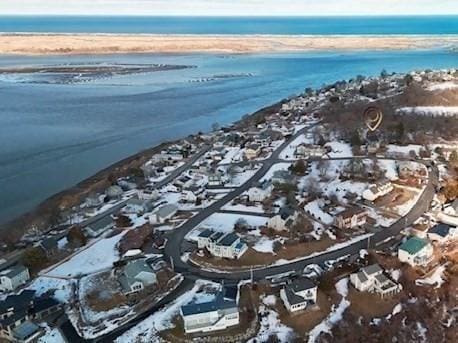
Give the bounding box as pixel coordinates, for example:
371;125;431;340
0;34;457;55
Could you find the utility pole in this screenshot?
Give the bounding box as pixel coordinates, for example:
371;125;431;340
367;235;371;250
250;266;254;286
170;256;174;272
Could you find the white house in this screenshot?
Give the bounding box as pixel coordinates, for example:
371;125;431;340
123;198;153;215
152;204;178;224
244;143;261;160
398;237;434;267
294;144;327;159
0;265;30;292
362;180;394;202
118;259;157;295
137;188;160;201
335;207;368;230
181;190;197;203
350;264;401;298
180;291;239;334
247;181;272;203
267;206;296;232
280;277;317;313
197;229;248;259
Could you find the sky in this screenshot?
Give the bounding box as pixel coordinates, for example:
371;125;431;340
0;0;456;16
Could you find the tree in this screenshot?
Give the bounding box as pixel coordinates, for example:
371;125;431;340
303;177;321;199
116;215;133;228
291;214;313;237
67;226;87;248
234;218;248;231
450;150;458;164
350;131;362;147
290;160;307;176
443;180;458;201
380;69;389;78
317;160;330;178
22;247;48;271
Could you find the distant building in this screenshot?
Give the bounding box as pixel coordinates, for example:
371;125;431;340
335;207;368;230
0;265;30;292
137;188;160;201
123;198;153;215
427;223;458;243
84;216;115;238
294;144;327;159
268;206;296;232
247;181;272;203
271;170;295;185
105;185;123;200
244;143;261;160
38;237;59;258
398;237;434;267
180;289;239;334
280;277;317;313
118;259;157;295
153;204;178;224
362;180;393;202
350;264;401;298
197;229;247;259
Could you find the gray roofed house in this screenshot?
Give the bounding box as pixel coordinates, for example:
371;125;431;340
84;215;115;238
218;233;239;247
0;265;30;292
38;237;58;257
350;263;401;298
280;277;317;313
427;223;458;242
361;264;383;276
118;259;157;295
153;204;178;223
180;291;240;334
12;321;42;342
197;230;247;260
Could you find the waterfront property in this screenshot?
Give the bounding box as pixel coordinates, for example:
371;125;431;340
280;277;317;313
350;264;401;298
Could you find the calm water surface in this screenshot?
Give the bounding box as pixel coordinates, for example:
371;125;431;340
0;49;457;223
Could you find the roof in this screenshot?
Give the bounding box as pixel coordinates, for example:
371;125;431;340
40;237;58;250
288;277;316;293
428;223;452;238
198;228;214;239
338;206;367;219
399;237;430;255
86;215;114;232
284;287;308;306
218;233;240;247
0;264;28;279
32;296;60;314
356;271;368;283
362;264;383;276
12;321;40;340
223;286;238;301
181;293;237;317
156;204;178;218
123;259;155;280
279;206;295;220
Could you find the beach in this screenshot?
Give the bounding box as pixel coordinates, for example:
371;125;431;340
0;34;457;55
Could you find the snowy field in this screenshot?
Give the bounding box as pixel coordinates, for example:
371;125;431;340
27;277;73;302
325;142;353;158
377;159;399;180
222;202;266;214
427;82;458;91
261;163;291;182
398;106;458;117
304;199;334;225
386;144;422;156
279;134;312;160
45;232;125;278
185;213;268;241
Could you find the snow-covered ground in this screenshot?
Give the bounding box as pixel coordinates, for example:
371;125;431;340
185;213;268;241
392;185;424;217
386;144;422;156
261;163;291;182
248;295;294;343
27;276;74;302
38;326;66;343
222;202;266;214
427;81;458;91
226;166;261;187
377;159;399;180
415;264;447;289
398;106;458;117
304;199;334;225
45;232;125;278
307;278;350;343
114;280;218;343
252;237;280;254
325;142;353;158
219;147;244;164
279;134;312;160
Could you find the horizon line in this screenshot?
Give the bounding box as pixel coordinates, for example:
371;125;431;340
1;13;457;17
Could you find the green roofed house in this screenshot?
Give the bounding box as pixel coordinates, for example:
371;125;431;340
398;237;433;267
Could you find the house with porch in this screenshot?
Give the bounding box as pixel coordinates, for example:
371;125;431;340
267;206;296;232
280;277;317;313
350;264;401;298
0;265;30;292
197;230;248;259
247;181;272;203
398;237;434;267
118;259;157;295
335;206;368;230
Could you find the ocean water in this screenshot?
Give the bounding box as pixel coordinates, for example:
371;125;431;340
0;16;458;35
0;49;457;224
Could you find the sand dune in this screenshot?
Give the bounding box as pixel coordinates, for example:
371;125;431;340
0;34;457;55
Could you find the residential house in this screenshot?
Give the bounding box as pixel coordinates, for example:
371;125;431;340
247;181;272;203
398;237;434;267
294;144;327;159
350;264;401;298
123;198;153;215
153;204;178;224
362;179;394;202
268;206;296;232
444;199;458;217
105;185;123;200
280;277;317;313
208;171;226;187
397;161;423;179
181;191;197;204
244;143;261;160
180;290;239;334
118;259;157;295
85;193;104;208
161;145;185;161
197;230;248;259
137;188;160;201
37;237;58;258
427;223;458;243
118;179;137;191
271;170;295;185
335;207;368;230
0;265;30;292
0;290;62;343
84;216;115;238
